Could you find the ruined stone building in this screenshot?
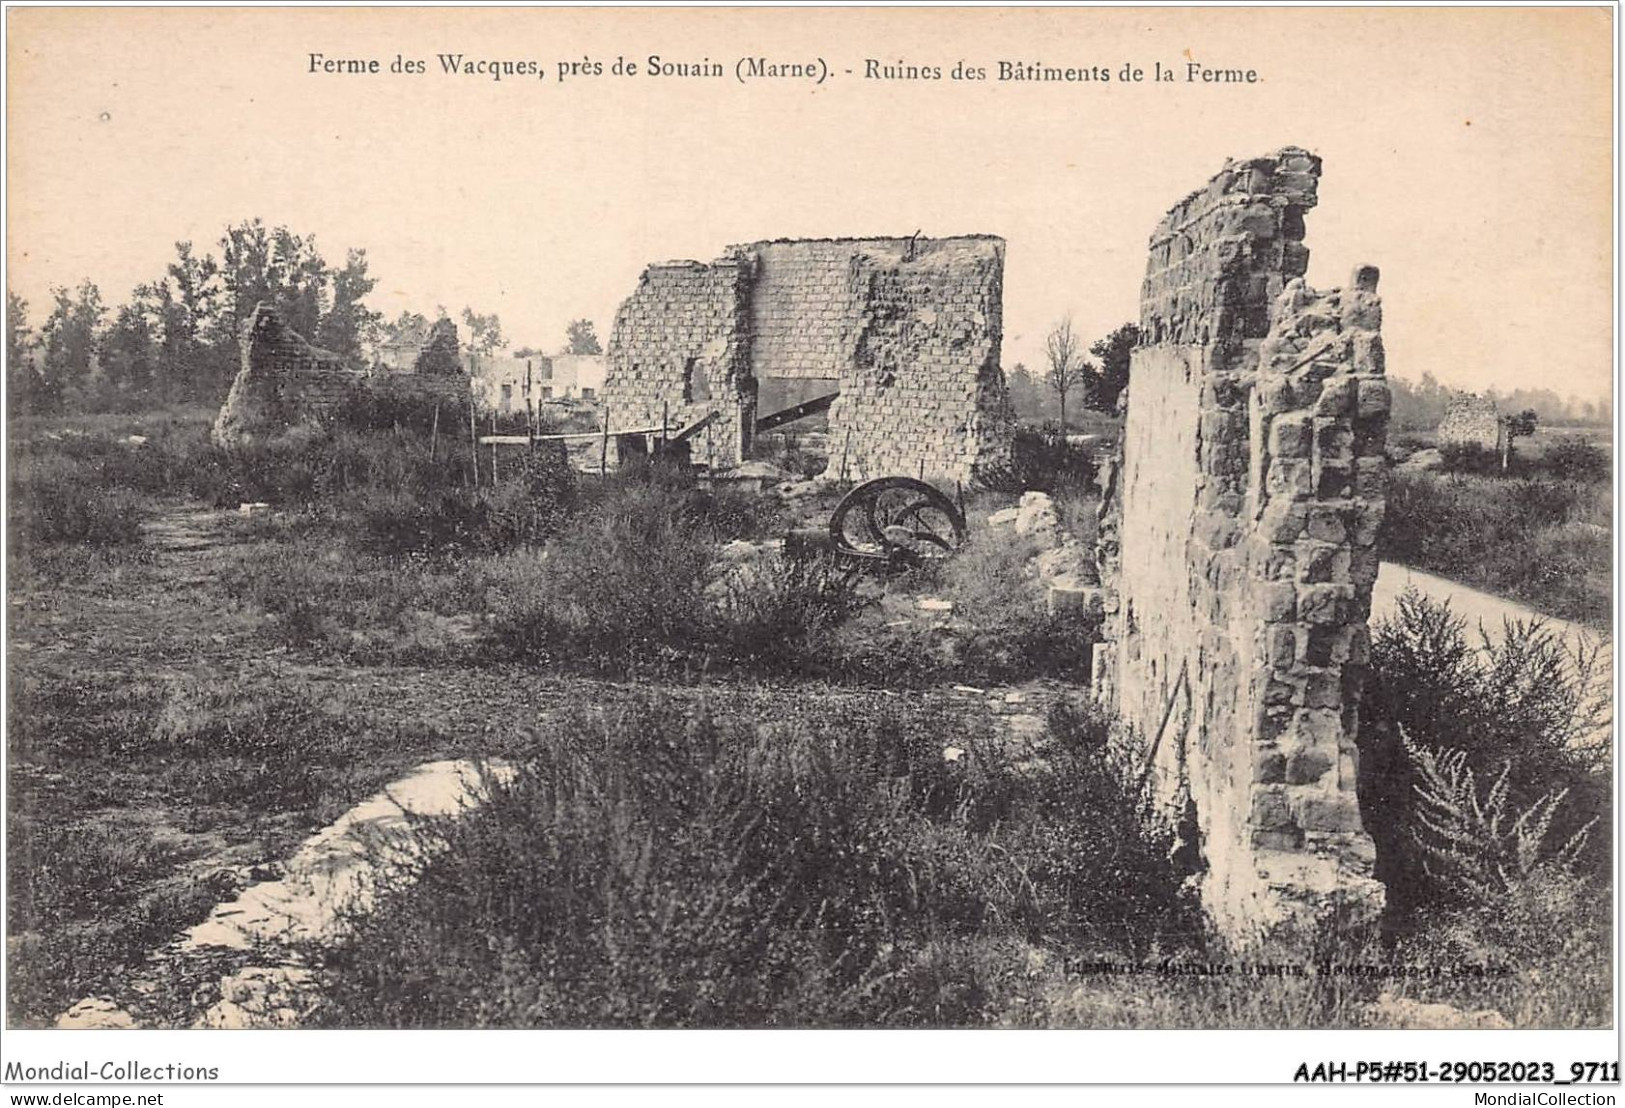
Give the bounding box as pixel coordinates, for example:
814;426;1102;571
600;236;1013;482
548;354;607;400
213;304;467;447
1435;392;1503;451
213;304;367;447
464;353;607;415
1094;149;1390;940
374;316;431;371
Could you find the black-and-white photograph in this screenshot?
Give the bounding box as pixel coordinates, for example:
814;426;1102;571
2;2;1616;1094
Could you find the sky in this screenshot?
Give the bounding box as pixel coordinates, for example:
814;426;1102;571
6;6;1615;401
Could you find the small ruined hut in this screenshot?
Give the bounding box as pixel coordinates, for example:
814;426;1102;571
212;304;469;447
1435;392;1503;451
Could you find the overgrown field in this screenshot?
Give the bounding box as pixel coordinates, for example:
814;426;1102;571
1383;459;1611;626
5;406;1612;1028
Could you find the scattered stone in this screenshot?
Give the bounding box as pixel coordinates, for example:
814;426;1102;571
1033;542;1092;583
1395;448;1443;473
56;997;137;1030
777;478;827;500
1014;491;1060;548
942;746;966;763
916;597;954;613
182;759;514;952
237;502;271;517
1049;583;1105;617
125;434;149;446
195;967;320;1030
999;713;1046;741
987;506;1020;527
718;539;762;563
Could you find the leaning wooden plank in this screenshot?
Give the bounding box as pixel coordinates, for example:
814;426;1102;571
669;410;722;444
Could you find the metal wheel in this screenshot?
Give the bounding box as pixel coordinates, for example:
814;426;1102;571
829;476;967;562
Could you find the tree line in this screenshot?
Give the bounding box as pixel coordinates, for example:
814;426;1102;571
1006;321;1611;433
1387;370;1610;432
6;218;605;416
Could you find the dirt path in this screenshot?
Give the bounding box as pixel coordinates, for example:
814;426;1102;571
56;758;515;1029
1372;562;1610;659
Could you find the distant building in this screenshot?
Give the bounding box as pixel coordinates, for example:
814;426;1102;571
466;352;606;414
374;318;432;371
548;354;606;400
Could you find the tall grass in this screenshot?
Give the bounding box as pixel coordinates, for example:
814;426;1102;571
312;694;1199;1028
1383;468;1610;625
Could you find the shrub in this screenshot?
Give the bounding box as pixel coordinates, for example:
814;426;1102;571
985;425;1097;495
312;693;1197;1028
1404;738;1597;903
487;475;717;671
9;458;144;548
1382;469;1610;625
1537;435;1609;481
1437;440;1504;475
1359;590;1610;926
710;554;874;670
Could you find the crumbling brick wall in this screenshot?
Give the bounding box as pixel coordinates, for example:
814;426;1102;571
213;303;366;447
1436;393;1503;451
603;257;756;470
214;305;468;447
600;236;1012;483
1094;149;1388;940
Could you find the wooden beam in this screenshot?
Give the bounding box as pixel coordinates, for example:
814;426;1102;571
755;390;839;433
670;410;722;444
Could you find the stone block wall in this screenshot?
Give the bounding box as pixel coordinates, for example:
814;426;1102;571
603;257;756;470
213;303;367;447
600;235;1012;483
814;237;1012;483
1094;149;1388;941
1436;393;1503;450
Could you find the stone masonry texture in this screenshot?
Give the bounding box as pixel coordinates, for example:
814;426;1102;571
601;236;1013;483
213;303;366;447
214;304;467;447
1435;393;1503;451
1094;149;1388;941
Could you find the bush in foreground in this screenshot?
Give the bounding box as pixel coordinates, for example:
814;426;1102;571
312;694;1197;1028
1359;589;1610;927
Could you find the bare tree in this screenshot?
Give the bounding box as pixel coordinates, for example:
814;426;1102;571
1044;316;1085;432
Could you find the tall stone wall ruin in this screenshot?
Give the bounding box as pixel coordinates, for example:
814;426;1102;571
1095;149;1389;940
600;235;1012;484
602;257;757;470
